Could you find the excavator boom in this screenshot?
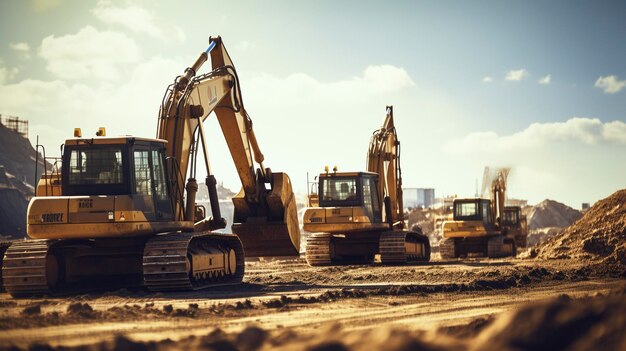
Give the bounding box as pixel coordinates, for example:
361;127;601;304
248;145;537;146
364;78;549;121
157;36;300;257
366;106;404;228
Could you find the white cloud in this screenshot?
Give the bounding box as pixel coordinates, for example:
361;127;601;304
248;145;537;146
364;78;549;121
505;69;528;81
92;0;185;42
482;76;493;83
0;55;184;149
602;120;626;143
247;64;414;105
10;42;31;59
444;117;626;206
0;60;19;84
39;26;141;81
594;75;626;94
538;74;551;85
446;117;626;155
10;42;30;53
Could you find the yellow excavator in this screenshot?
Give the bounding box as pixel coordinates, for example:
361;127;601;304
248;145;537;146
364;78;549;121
302;106;430;265
0;36;300;296
502;206;528;248
440;168;516;258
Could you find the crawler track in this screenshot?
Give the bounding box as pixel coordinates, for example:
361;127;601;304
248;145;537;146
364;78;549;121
143;232;244;291
380;231;430;264
0;241;13;292
379;232;407;263
305;233;332;266
439;238;457;259
2;240;52;297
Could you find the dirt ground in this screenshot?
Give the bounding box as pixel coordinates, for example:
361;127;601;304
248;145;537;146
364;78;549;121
1;252;624;351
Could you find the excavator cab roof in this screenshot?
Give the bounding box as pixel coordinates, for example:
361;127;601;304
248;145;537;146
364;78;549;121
318;171;378;179
65;136;167;146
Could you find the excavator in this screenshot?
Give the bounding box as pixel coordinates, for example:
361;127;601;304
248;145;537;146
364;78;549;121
302;106;430;265
0;36;300;296
440;167;516;258
502;206;528;248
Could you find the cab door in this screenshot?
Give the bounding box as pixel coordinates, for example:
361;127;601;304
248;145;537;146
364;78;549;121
132;148;156;221
363;176;382;224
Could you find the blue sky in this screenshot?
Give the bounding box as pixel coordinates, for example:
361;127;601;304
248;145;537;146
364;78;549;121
1;0;625;208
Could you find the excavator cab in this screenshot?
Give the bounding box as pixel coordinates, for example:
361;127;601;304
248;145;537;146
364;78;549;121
62;137;175;221
303;171;390;233
28;136;186;240
503;206;528;248
502;207;519;227
452;198;494;226
318;172;382;223
441;198;498;239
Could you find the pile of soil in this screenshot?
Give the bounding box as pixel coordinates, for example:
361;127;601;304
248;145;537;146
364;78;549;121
472;284;626;351
526;227;562;247
539;189;626;265
526;199;582;230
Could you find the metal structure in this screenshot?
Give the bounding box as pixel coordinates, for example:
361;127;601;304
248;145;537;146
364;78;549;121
0;115;28;138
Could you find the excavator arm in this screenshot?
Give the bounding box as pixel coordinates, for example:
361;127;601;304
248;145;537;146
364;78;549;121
490;168;510;229
157;36;300;257
366;106;404;229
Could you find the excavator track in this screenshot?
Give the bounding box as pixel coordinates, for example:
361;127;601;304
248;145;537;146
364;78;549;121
305;233;333;266
2;240;54;297
439;238;458;259
406;232;431;263
379;231;430;264
487;235;517;258
0;241;14;292
143;232;244;291
379;232;407;264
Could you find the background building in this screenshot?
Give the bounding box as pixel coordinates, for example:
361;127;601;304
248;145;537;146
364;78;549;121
404;188;435;208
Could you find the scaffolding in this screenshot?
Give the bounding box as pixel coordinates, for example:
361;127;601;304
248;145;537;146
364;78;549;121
0;114;28;138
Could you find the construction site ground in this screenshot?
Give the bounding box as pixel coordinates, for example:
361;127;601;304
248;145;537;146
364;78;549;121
1;253;624;351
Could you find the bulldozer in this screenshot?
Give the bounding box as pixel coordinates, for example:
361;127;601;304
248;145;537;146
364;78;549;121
439;167;516;258
302;106;430;265
0;36;300;296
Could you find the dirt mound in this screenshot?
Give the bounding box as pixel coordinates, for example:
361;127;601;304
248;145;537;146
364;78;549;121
539;189;626;264
526;199;582;230
473;286;626;351
527;227;562;247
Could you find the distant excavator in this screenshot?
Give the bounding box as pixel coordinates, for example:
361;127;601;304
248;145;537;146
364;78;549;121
0;36;300;296
440;167;516;258
502;205;528;248
303;106;430;265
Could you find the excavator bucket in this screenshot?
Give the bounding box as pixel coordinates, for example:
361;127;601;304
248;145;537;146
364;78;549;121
231;172;301;257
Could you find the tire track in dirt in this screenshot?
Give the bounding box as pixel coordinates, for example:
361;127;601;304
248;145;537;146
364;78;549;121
1;279;620;348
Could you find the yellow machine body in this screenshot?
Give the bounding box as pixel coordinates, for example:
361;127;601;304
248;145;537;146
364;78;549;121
303;107;431;265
